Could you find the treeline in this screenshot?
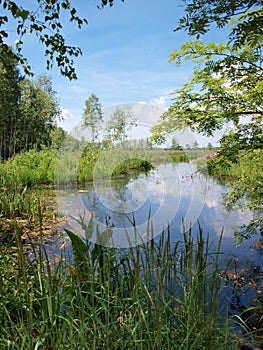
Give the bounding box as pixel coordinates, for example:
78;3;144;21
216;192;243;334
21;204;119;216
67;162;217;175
0;46;61;160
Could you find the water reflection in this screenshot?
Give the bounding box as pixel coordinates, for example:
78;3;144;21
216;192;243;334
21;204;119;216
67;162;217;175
56;162;262;266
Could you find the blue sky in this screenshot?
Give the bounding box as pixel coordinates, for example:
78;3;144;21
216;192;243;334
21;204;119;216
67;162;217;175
7;0;227;144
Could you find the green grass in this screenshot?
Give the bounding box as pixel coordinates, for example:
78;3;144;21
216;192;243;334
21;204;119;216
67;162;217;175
0;217;240;350
204;149;263;180
0;148;56;187
0;145;207;188
0;146;163;187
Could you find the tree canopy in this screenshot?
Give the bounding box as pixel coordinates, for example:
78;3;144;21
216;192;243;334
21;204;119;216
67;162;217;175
175;0;263;49
82;94;103;142
105;107;136;143
1;1;261;80
0;47;60;159
151;39;263;140
151;0;263;141
0;0;123;79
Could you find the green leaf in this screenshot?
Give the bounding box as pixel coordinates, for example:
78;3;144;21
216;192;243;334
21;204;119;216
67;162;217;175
64;228;88;262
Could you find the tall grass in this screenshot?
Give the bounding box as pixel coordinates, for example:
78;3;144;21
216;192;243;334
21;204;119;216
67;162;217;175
0;146;154;187
205;149;263;180
0;148;56;187
0;216;239;349
0;146;206;188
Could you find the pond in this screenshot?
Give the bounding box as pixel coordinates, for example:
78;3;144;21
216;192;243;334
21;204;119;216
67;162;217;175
54;161;263;315
56;162;262;269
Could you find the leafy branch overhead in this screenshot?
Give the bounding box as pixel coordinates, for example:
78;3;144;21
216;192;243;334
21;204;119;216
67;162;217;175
151;0;263;142
161;40;262;135
152;51;262;146
175;0;263;48
0;1;122;79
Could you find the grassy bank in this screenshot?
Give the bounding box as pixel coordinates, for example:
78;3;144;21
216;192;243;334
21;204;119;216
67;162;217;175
0;147;151;187
0;147;203;188
205;149;263;180
204;149;263;215
0;221;242;350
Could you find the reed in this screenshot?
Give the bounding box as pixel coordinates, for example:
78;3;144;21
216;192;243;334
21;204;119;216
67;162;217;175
0;214;239;349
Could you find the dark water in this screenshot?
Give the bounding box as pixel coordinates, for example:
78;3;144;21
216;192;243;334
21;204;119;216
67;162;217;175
56;162;262;269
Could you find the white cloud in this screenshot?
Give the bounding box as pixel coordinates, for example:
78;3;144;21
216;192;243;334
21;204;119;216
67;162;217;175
61;108;74;120
58;108;81;132
148;96;170;108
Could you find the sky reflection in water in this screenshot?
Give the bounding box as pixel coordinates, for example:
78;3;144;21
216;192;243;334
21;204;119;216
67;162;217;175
58;162;262;269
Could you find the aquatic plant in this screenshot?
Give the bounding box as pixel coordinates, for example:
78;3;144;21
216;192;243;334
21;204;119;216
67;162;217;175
0;219;240;349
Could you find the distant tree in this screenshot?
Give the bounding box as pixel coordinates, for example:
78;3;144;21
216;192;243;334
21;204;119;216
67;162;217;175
170;137;182;150
105;107;136;143
206;142;213;150
192;141;199;149
185;144;191;150
50;127;67;150
146;137;153;149
82;94;103;142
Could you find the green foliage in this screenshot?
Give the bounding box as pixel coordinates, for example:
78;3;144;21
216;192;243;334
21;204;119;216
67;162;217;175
0;0;91;79
0;223;239;349
151;0;262;148
150;127;167;145
112;158;153;177
98;0;124;8
50;127;67;150
105;106;137;143
153;40;263;137
82;94;103;142
0;49;60;160
0;148;56;186
175;0;262;49
0;143;156;187
18;74;60;151
206;149;263;240
218;116;263;162
222;150;263;211
0;186;38;220
77;142;102;182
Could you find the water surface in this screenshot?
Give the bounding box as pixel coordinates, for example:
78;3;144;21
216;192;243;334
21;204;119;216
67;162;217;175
56;162;262;271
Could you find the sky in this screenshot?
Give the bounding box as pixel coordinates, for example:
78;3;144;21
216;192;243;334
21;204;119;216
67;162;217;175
6;0;228;145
